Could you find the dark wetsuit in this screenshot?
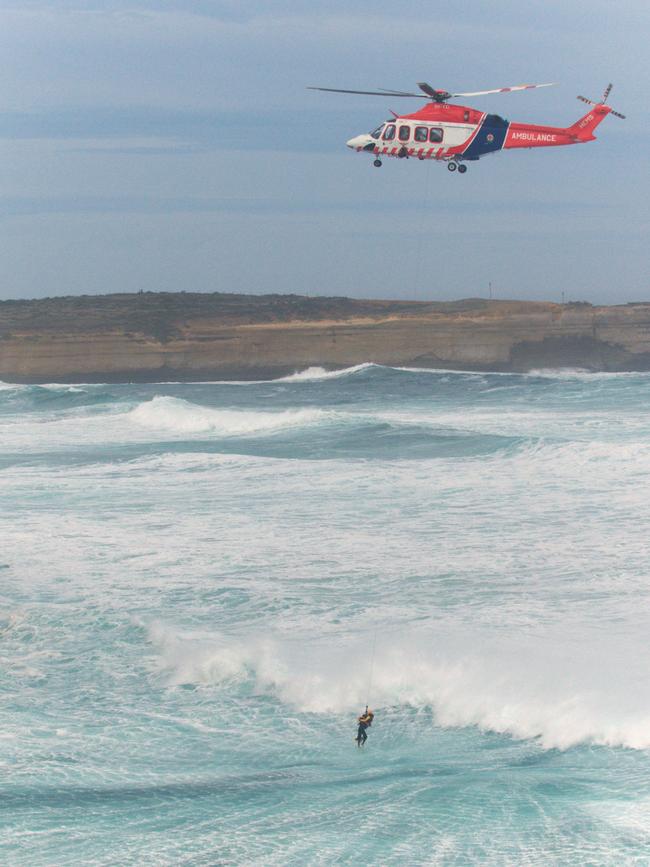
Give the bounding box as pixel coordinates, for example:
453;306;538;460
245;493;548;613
356;721;368;746
356;712;373;746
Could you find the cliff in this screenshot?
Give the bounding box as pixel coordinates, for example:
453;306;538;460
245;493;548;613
2;291;650;383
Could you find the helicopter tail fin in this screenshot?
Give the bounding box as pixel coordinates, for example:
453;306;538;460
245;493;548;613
567;85;625;141
567;104;612;142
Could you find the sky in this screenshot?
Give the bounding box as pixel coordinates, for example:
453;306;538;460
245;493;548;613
0;0;648;304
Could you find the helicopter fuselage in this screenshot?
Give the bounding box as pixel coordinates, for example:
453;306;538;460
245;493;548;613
346;100;613;168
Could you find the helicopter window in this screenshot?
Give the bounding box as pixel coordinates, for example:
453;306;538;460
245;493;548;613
382;124;396;141
429;127;444;143
414;126;428;142
398;125;410;141
370;125;383;139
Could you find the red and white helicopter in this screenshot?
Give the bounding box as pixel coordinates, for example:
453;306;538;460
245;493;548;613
309;81;625;173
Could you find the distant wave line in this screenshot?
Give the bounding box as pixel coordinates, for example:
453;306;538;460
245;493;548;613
3;366;650;389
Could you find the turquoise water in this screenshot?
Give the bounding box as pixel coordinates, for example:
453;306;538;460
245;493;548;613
3;364;650;865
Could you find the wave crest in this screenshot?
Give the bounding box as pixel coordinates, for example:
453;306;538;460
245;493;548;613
277;363;378;382
127;396;327;436
147;624;650;751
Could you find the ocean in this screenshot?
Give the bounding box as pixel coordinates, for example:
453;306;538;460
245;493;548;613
2;364;650;865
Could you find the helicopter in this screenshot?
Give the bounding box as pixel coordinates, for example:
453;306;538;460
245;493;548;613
308;82;625;173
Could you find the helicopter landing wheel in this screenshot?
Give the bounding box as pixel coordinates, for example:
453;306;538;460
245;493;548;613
373;159;382;167
458;164;467;174
447;161;457;172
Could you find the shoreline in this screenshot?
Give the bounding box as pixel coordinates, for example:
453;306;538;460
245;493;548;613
4;364;650;388
3;291;650;383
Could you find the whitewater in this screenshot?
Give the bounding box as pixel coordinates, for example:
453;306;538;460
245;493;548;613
2;364;650;865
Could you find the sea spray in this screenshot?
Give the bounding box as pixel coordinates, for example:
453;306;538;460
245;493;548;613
143;622;650;750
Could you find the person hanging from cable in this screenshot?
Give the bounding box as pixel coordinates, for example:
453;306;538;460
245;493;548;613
356;706;374;747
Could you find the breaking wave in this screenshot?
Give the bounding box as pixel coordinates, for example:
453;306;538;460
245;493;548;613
276;363;378;382
127;395;329;436
147;622;650;752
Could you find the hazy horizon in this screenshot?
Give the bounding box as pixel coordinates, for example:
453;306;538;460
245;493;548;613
2;287;650;308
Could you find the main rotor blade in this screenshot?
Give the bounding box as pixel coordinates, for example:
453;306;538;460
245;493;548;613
417;82;448;98
376;87;422;95
307;86;422;97
452;83;556;97
309;81;557;101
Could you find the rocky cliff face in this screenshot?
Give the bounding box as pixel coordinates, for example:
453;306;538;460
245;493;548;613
2;292;650;383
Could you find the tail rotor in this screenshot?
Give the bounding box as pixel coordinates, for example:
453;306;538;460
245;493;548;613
577;83;626;119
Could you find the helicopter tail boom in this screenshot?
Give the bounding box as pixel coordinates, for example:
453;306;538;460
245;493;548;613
503;97;622;150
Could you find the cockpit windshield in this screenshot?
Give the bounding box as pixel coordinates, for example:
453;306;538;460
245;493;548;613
369;124;384;139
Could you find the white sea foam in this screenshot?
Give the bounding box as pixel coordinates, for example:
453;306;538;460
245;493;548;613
393;365;492;377
526;368;650;380
148;622;650;751
127;396;328;436
393;365;650;381
276;363;378;382
37;383;88;393
148;622;285;688
0;380;90;392
590;797;650;832
0;396;336;450
151;363;379;385
373;405;650;442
